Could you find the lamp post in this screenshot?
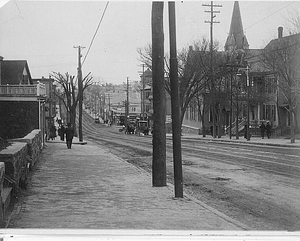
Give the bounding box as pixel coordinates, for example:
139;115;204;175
237;65;250;141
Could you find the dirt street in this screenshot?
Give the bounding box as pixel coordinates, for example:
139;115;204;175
97;133;300;231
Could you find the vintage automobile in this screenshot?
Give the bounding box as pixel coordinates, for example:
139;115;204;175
136;120;149;135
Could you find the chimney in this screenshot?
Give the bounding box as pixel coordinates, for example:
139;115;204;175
278;27;283;38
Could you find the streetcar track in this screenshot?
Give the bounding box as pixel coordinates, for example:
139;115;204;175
183;149;300;179
81;111;300;179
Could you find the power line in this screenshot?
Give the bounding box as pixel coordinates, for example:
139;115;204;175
219;2;297;47
244;1;296;32
82;1;109;66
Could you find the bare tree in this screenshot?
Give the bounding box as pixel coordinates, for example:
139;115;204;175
137;39;217;128
137;44;152;69
286;9;300;34
51;72;93;136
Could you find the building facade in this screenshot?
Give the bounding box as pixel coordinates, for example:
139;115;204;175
0;57;47;141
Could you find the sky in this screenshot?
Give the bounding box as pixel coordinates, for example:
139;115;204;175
0;0;299;85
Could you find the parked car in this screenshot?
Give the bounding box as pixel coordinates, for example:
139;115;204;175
95;117;100;123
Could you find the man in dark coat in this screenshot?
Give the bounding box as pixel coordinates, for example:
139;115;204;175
60;125;65;141
244;124;248;139
65;123;74;149
266;121;272;139
260;121;266;139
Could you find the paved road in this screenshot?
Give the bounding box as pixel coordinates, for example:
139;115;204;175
7;139;246;230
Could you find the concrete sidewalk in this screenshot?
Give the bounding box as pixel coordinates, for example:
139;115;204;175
7;137;248;230
175;133;300;148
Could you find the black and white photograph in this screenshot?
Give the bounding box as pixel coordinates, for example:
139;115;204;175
0;0;299;240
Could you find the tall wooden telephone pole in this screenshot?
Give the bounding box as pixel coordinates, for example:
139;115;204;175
168;1;183;198
125;77;129;127
152;1;166;187
203;1;222;138
141;64;145;120
74;45;85;142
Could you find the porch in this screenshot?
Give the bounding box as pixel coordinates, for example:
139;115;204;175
0;82;46;101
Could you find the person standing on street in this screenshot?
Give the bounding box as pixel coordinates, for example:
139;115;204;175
266;121;272;139
60;124;65;141
65;123;74;149
260;121;266;139
244;124;248;139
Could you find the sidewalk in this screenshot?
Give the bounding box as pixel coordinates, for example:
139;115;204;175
7;136;248;230
177;133;300;148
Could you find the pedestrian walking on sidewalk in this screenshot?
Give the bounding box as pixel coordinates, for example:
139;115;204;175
50;124;56;140
65;123;74;149
260;121;265;139
266;121;272;139
61;124;65;141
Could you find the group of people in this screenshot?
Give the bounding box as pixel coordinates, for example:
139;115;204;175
260;121;272;139
49;122;74;149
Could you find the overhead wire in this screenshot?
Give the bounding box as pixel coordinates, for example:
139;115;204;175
218;1;297;47
244;1;296;32
82;1;109;66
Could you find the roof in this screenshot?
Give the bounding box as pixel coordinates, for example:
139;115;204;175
245;49;267;73
1;60;32;85
265;32;300;50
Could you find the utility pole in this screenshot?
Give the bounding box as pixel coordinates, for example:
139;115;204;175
152;1;166;187
106;93;112;121
141;64;145;120
168;1;183;198
237;66;251;141
203;1;222;138
125;77;129;127
74;45;85;142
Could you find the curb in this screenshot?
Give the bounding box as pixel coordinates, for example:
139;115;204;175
179;136;300;148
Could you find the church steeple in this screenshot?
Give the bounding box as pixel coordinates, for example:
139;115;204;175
225;1;249;53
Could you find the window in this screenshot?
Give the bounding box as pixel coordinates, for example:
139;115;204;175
263;104;276;121
265;76;276;94
189;100;196;121
185;107;189;120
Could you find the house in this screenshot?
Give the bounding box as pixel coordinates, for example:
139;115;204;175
0;58;47;141
262;30;300;135
32;77;57;139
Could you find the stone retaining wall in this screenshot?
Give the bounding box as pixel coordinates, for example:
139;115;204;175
10;129;43;169
0;142;28;191
0;129;43;226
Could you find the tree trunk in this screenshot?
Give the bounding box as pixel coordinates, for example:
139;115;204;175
78;100;83;141
236;103;239;139
290;109;295;143
201;105;206;137
217;103;222;138
69;106;77;137
152;1;166;187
